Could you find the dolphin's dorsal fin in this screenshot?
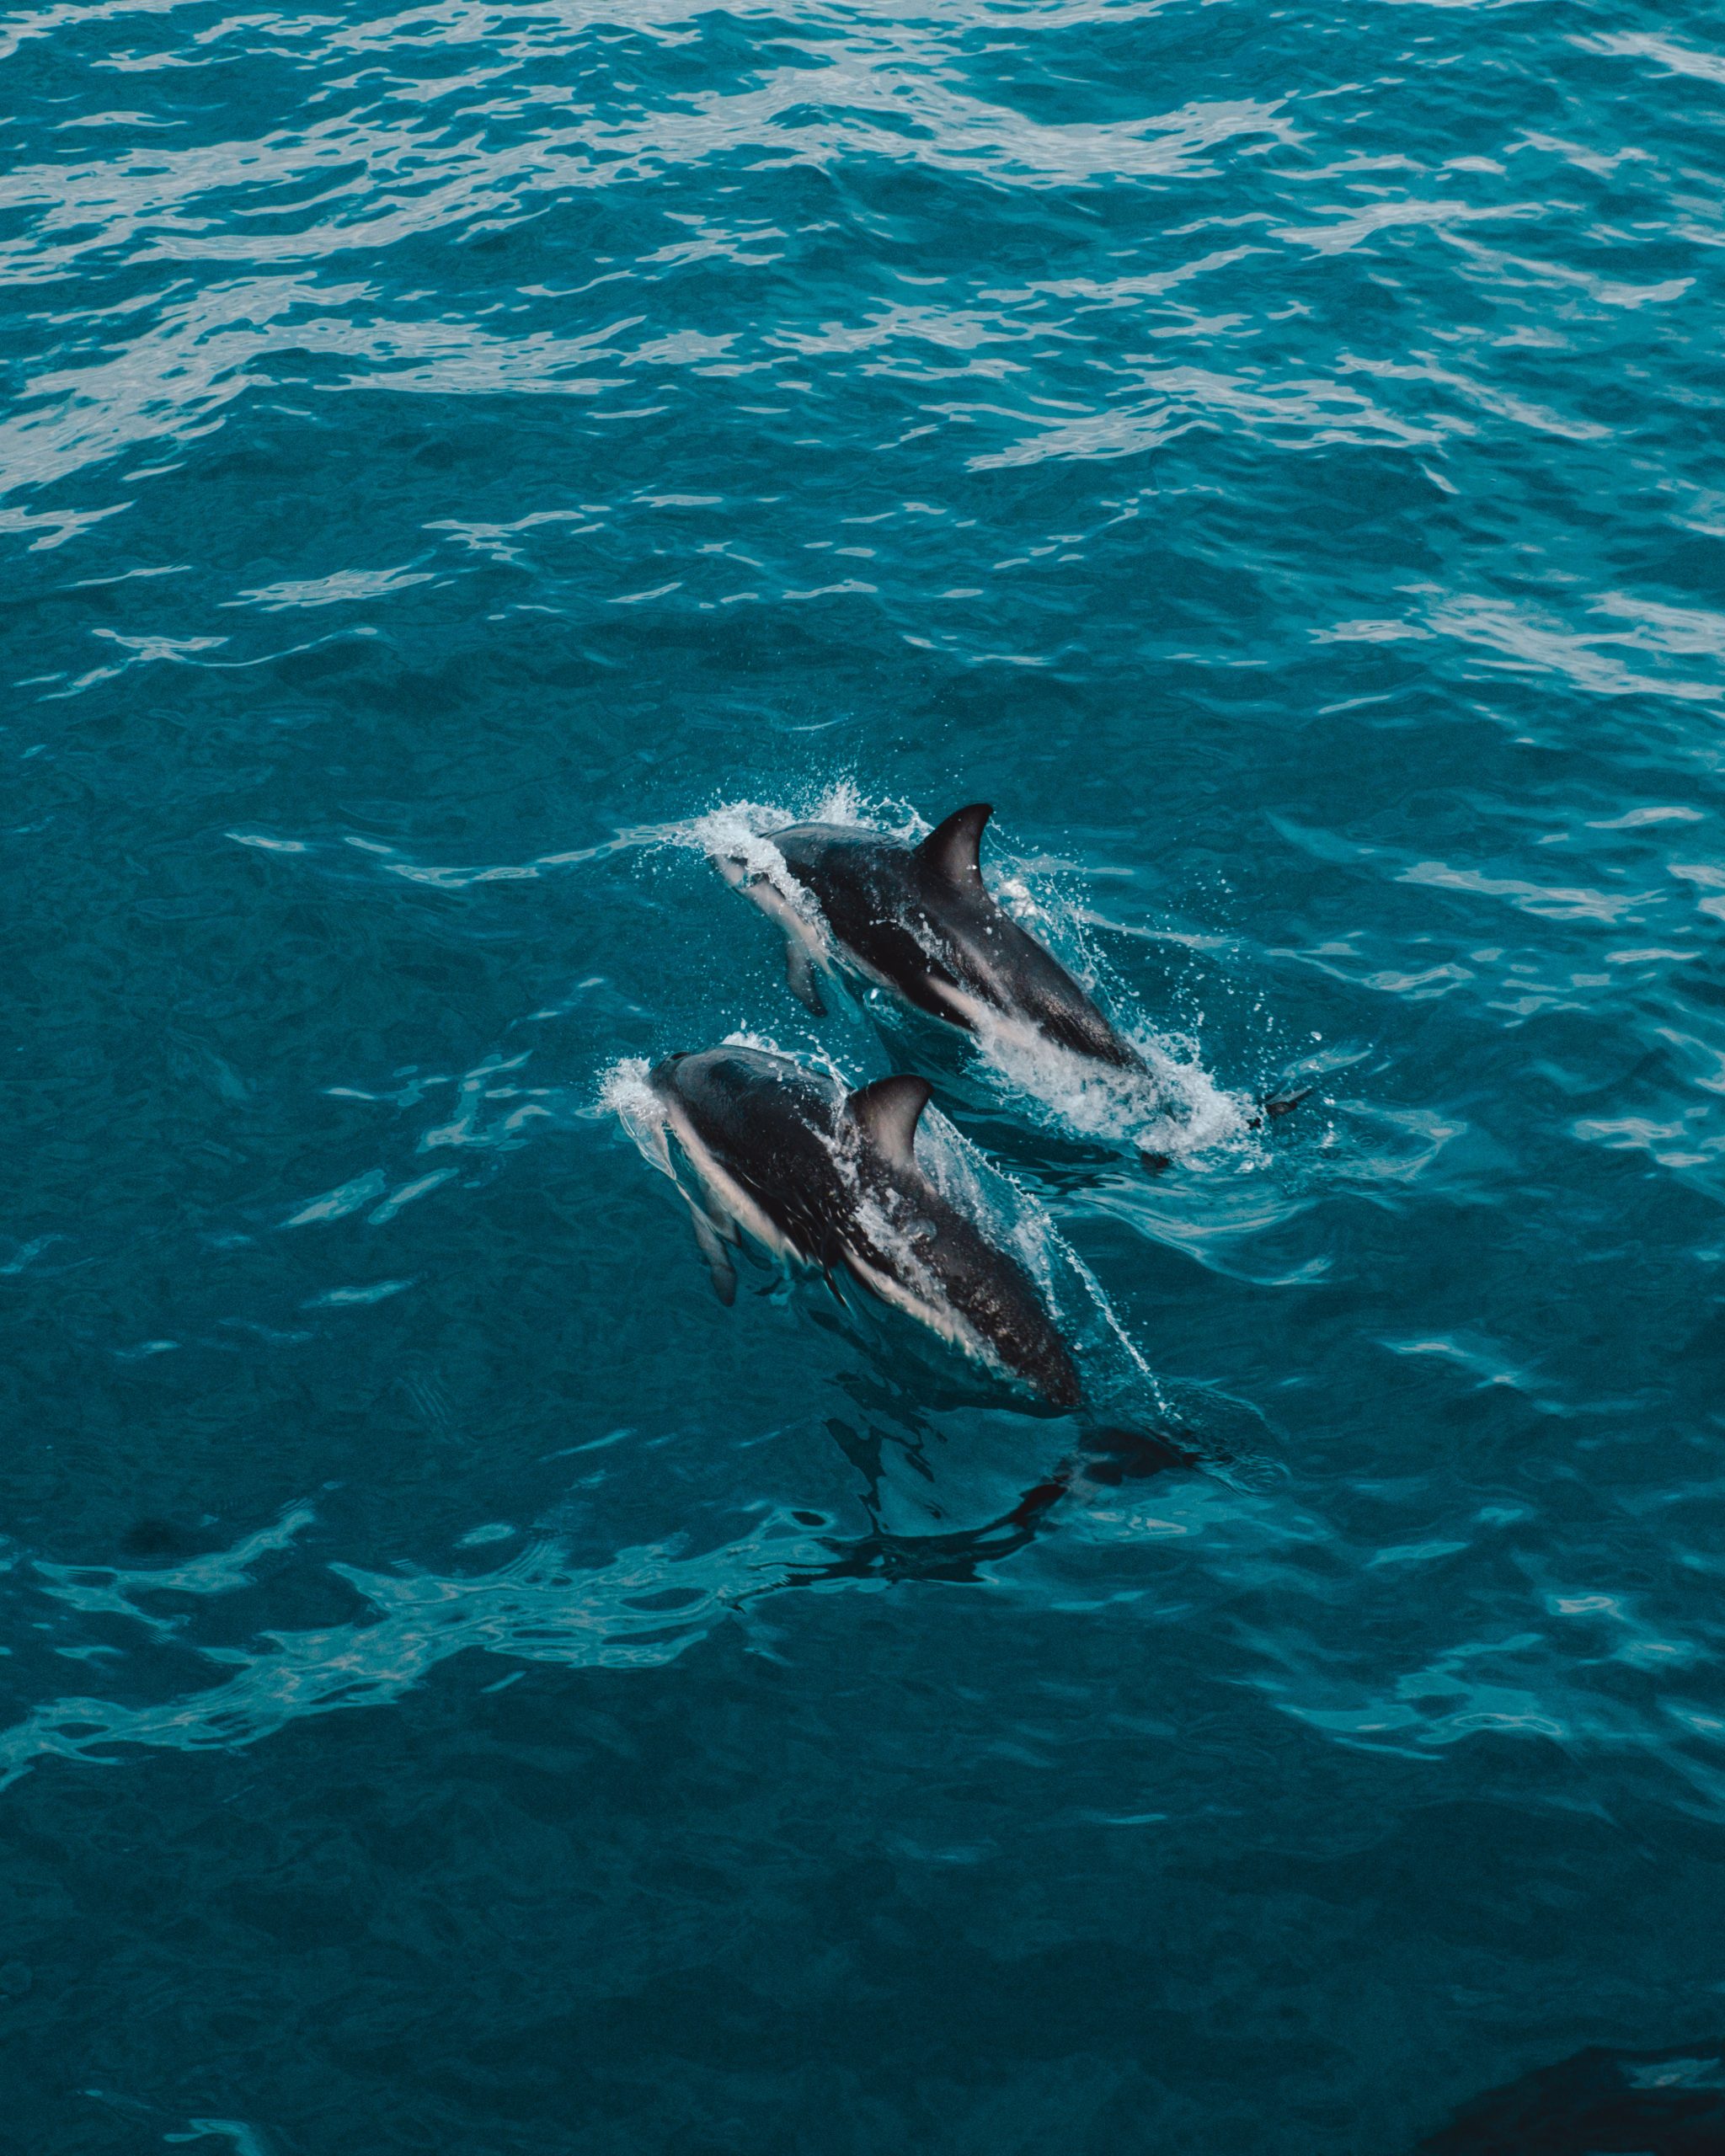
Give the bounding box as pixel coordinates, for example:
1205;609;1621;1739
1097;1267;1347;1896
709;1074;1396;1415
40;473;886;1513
915;803;991;891
848;1074;932;1168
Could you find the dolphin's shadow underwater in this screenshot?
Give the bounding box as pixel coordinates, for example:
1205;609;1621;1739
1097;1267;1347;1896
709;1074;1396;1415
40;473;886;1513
797;1416;1185;1592
1412;2037;1725;2155
708;800;1310;1174
783;1343;1194;1596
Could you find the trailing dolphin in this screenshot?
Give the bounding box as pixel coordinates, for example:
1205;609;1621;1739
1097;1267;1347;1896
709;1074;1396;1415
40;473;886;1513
642;1044;1083;1408
711;802;1306;1165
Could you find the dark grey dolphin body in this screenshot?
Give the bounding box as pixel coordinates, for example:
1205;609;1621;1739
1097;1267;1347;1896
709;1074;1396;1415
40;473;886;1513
647;1045;1081;1408
718;803;1144;1070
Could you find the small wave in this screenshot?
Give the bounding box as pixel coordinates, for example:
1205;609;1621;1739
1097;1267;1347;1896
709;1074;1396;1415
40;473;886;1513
0;1508;839;1791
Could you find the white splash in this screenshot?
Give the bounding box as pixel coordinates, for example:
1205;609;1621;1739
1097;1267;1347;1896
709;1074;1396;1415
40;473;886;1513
971;1006;1250;1162
600;1055;672;1177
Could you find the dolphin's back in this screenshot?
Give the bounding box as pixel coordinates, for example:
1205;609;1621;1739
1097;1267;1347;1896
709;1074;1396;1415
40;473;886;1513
916;875;1137;1066
905;1189;1082;1408
772;825;953;1016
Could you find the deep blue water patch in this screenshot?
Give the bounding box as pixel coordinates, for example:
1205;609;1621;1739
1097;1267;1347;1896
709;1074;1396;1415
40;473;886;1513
3;0;1724;2149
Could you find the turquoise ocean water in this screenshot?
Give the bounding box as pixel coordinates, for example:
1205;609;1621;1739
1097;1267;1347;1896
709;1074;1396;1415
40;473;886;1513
4;1;1725;2148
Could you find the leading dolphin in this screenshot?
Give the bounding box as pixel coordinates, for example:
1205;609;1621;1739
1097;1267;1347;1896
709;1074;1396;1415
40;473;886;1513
713;803;1308;1163
644;1045;1082;1408
714;802;1142;1067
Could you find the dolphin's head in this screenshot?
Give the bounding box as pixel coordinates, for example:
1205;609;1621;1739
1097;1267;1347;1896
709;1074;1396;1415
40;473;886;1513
705;835;798;938
703;819;820;898
708;844;762;893
770;819;888;873
706;825;845;947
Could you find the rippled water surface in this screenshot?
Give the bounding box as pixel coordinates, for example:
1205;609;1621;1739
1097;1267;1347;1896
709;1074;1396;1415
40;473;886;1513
6;2;1725;2148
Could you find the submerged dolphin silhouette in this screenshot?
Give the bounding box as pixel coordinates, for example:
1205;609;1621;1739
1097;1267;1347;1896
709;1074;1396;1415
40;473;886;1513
646;1045;1082;1408
715;802;1141;1066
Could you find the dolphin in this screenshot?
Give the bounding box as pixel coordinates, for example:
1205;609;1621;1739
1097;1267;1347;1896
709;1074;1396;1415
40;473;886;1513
644;1045;1082;1408
714;802;1142;1061
713;803;1309;1164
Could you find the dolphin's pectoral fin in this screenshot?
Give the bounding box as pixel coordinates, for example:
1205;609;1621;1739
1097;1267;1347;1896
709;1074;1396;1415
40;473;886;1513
784;937;826;1016
1247;1085;1313;1131
688;1208;739;1306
